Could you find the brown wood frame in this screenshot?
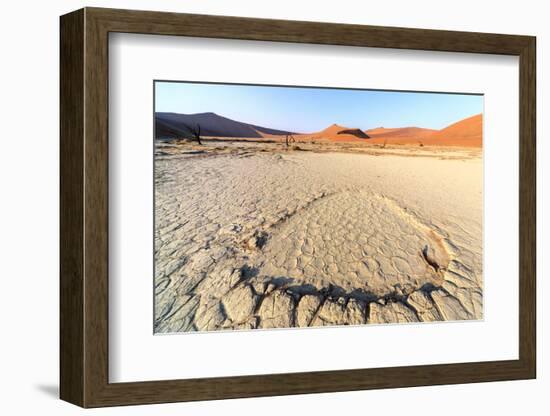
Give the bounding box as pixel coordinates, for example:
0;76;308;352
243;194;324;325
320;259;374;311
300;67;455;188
60;7;536;408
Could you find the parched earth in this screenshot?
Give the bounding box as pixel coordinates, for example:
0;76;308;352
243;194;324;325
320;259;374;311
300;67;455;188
154;142;483;333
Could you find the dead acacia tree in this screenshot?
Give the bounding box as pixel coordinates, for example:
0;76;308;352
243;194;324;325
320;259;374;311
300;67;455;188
190;123;202;145
285;133;296;148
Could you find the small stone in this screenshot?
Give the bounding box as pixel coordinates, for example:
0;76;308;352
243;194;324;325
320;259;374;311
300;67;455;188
247;237;258;249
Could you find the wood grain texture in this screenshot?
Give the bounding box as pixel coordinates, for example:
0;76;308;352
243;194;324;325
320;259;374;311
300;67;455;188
89;7;532;54
83;10;110;406
59;8;84;407
518;38;536;376
59;7;537;408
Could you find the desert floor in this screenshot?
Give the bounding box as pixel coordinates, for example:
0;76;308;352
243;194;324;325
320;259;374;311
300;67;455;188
154;139;483;333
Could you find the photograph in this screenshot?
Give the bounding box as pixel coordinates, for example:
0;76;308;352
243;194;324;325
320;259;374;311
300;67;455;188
153;81;484;333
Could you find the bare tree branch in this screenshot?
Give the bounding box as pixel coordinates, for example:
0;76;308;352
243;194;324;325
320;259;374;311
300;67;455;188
190;123;202;145
285;134;296;148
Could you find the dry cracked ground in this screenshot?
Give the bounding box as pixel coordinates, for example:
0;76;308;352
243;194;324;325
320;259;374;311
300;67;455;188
154;142;483;333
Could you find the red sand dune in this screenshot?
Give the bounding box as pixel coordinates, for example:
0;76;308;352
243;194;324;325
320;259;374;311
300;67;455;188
427;114;482;147
366;127;437;145
318;124;350;136
296;124;370;142
343;115;483;147
367;114;482;147
292;114;482;147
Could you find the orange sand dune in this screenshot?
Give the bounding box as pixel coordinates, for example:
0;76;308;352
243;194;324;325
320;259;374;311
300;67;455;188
367;127;401;135
365;114;482;147
428;114;482;147
255;114;482;147
366;127;437;145
367;127;436;139
317;124;351;136
296;124;369;142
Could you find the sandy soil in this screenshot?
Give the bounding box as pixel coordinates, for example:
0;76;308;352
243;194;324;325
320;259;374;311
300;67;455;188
154;140;483;333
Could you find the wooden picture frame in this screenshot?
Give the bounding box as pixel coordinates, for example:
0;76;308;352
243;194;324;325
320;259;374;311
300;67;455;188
60;7;536;408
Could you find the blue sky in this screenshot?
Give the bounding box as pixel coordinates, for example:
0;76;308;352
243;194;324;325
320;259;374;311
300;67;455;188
155;81;483;133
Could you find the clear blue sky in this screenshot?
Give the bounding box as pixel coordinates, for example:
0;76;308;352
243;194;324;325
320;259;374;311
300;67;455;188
155;81;483;132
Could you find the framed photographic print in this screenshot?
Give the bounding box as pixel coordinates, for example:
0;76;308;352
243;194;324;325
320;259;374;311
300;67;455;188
60;7;536;407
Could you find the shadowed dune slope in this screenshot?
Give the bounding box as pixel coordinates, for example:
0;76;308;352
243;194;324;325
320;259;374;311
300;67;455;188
155;112;296;139
338;128;370;138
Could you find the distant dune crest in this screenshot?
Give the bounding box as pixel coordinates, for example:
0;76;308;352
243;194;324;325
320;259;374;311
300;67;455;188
155;112;482;147
155;112;297;140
